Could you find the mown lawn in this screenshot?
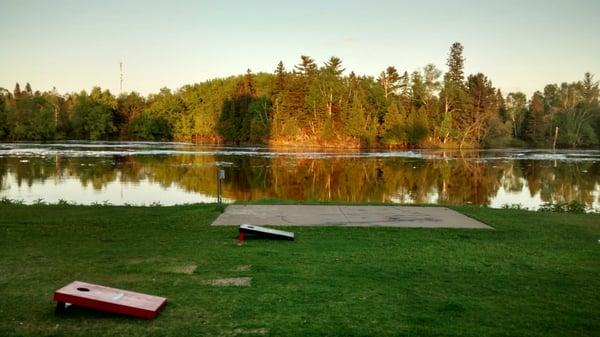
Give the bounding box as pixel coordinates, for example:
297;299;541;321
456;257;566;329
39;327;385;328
0;203;598;336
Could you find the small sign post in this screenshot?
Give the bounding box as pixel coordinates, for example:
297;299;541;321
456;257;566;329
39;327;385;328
217;168;225;204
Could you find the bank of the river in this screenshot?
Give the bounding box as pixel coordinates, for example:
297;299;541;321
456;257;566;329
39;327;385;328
0;203;599;336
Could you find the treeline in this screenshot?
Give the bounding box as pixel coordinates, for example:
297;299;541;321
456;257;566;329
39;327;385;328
1;42;599;148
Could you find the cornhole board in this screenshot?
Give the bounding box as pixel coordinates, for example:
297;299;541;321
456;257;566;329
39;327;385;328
53;281;167;319
238;224;294;241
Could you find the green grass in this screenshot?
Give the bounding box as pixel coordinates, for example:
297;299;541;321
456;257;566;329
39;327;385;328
0;203;598;336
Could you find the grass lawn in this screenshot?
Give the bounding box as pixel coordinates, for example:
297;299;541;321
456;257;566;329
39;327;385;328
0;203;598;336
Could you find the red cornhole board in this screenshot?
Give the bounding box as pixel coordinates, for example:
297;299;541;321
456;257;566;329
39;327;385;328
53;281;167;319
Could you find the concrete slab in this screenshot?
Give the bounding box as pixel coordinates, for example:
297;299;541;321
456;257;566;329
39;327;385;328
211;205;492;229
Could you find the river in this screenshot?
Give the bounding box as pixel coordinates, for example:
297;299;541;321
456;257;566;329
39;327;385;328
1;142;599;210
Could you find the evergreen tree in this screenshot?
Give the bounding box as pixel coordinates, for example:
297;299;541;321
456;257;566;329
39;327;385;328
294;55;317;76
439;43;468;144
13;83;21;97
525;91;546;145
218;70;258;143
445;42;465;85
274;61;286;94
316;56;345;122
271;61;288;136
582;72;599;104
461;73;499;146
378;66;401;99
382;101;406;146
345;84;367;139
324;56;345;76
406;107;429;145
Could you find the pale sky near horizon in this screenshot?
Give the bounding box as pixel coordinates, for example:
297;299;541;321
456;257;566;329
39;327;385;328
1;0;599;97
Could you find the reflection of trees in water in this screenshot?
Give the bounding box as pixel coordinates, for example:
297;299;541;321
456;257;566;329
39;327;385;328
0;155;599;206
0;158;7;191
502;161;524;192
535;161;597;206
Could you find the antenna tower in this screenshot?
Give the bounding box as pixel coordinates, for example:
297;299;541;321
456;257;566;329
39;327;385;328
119;62;123;94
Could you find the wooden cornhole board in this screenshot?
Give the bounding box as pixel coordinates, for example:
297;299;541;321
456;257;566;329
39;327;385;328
53;281;167;319
239;224;294;241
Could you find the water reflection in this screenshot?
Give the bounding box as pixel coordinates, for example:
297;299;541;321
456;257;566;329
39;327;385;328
0;143;599;209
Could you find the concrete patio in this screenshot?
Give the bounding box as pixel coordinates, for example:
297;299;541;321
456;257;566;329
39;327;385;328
211;205;492;229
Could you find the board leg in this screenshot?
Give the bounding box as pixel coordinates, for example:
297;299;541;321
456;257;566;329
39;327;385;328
55;301;67;315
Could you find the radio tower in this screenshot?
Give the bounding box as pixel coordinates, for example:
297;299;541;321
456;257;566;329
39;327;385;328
119;62;123;94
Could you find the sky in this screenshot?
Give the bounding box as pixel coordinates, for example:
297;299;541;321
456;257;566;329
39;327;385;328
1;0;599;96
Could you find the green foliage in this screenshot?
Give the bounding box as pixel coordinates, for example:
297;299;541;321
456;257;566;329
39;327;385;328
538;200;588;213
247;96;271;143
72;88;117;140
524;91;547;145
505;92;528;137
501;203;528;210
405;107;429;144
1;47;598;149
446;42;465;84
554;108;598;147
130;112;172;141
294;55;317;76
116;92;146;137
144;87;184;139
378;66;401;99
11;95;56;140
0;91;10;139
382;102;406;145
0;197;24;205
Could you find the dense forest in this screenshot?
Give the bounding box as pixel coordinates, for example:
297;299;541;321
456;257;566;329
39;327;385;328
1;43;599;148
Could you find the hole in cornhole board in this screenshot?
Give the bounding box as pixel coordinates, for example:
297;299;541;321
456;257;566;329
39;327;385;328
53;281;167;320
238;224;295;241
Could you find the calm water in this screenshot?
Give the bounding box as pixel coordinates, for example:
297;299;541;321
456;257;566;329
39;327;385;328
1;142;599;210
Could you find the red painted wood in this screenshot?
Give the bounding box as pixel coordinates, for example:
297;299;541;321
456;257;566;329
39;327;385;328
53;281;167;319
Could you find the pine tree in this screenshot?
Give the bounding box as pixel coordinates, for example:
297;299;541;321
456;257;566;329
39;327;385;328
294;55;317;76
582;72;599;104
346;97;366;138
25;82;33;95
239;69;256;97
382;101;406;146
463;73;500;145
378;66;401;99
272;61;287;136
525;91;546;145
274;61;286;94
446;42;465;85
324;56;345;76
406;107;429;144
439;42;468;144
13;83;21;97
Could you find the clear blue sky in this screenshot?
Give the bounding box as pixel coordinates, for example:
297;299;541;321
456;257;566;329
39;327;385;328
1;0;599;96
